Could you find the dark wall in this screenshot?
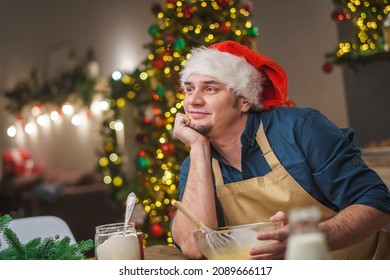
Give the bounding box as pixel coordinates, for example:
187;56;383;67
342;60;390;147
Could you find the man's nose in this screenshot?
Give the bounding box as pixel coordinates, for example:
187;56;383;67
186;89;205;105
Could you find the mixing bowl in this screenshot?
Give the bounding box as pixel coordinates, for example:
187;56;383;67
193;221;280;260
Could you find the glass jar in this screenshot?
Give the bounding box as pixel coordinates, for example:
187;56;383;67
95;222;141;260
285;206;331;260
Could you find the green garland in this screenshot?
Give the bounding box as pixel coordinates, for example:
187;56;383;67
0;214;93;260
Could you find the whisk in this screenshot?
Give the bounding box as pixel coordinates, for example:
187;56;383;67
173;201;238;249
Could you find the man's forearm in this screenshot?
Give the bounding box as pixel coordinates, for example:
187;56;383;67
171;141;217;258
320;204;390;250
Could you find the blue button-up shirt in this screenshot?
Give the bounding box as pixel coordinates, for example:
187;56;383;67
179;107;390;224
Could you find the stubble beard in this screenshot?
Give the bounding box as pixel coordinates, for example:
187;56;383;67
191;123;212;136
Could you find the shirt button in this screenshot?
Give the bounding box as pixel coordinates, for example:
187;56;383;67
353;160;360;166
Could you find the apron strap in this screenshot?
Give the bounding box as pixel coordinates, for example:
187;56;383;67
212;158;224;187
212;120;284;187
257;121;281;171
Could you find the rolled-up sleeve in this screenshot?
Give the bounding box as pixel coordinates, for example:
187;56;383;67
299;110;390;213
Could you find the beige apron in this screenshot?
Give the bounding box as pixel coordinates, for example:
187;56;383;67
212;121;390;259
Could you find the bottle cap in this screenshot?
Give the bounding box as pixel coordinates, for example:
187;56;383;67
288;206;321;224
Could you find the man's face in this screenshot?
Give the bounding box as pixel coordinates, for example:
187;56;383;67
182;74;247;137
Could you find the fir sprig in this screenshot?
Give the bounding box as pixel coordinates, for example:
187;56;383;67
0;214;93;260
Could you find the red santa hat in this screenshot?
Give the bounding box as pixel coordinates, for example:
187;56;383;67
180;40;288;110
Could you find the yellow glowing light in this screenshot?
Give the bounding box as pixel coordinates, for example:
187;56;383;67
109;121;116;129
164;198;170;204
164;67;171;74
361;44;369;51
120;75;129;84
116;98;126;108
154;185;160;192
201;1;207;7
127;91;136;99
166;124;173;131
139;72;148;80
145;206;151;213
170;107;178;114
99;157;109;167
156;201;162;207
235;30;242;36
159;137;166;143
157;12;164;19
177;12;184;17
182;26;189;33
157;153;164;159
103;175;112;184
148;54;155;60
113;176;123;187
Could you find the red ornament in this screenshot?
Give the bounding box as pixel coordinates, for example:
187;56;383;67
217;0;230;7
241;1;253;12
331;10;348;22
167;208;176;219
322;62;333;73
160;142;175;155
218;23;231;34
138;150;149;157
149;222;164;238
154;116;165;127
183;6;194;18
163;33;176;44
153;58;164;69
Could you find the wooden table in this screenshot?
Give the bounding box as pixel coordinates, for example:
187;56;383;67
144;245;188;260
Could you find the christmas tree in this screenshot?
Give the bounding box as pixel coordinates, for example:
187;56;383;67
323;0;390;73
99;0;259;245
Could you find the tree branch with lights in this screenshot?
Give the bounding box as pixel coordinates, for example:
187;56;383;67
323;0;390;73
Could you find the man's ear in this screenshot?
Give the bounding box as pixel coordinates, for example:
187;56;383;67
241;99;252;113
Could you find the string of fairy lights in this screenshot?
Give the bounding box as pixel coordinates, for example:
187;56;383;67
323;0;390;72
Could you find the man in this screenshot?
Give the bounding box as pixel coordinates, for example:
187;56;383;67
171;40;390;259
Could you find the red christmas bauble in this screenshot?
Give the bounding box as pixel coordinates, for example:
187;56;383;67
217;0;230;7
160;142;175;155
149;222;164;238
322;62;333;73
218;23;231;34
153;58;164;69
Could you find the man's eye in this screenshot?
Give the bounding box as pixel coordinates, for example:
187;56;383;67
205;87;217;94
184;88;194;94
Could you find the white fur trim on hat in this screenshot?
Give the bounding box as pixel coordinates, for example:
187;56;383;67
180;47;264;108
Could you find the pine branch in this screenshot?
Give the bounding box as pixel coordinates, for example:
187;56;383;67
0;215;93;260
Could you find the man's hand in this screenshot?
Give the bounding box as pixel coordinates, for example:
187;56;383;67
249;211;290;260
173;113;207;146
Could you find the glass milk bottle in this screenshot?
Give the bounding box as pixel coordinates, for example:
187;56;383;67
285;206;331;260
95;222;141;260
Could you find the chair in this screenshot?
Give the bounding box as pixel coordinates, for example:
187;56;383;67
0;215;76;249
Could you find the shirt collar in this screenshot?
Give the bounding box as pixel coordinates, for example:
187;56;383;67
241;111;261;146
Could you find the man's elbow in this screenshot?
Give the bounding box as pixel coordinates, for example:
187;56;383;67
180;242;205;259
